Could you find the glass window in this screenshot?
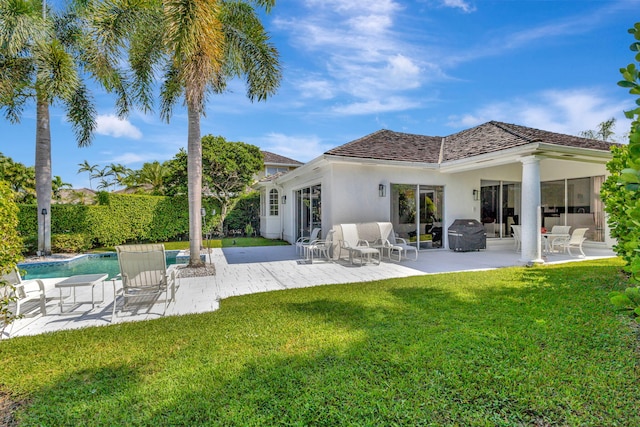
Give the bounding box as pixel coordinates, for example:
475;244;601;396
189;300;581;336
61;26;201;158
269;189;279;216
266;167;289;176
541;176;605;242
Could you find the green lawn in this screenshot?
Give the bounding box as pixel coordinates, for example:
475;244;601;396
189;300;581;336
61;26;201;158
1;258;639;426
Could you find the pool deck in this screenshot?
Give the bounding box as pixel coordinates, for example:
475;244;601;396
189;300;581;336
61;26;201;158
2;240;617;339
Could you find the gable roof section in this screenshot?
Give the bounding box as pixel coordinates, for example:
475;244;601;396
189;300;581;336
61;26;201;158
325;129;443;163
442;121;617;162
261;151;303;166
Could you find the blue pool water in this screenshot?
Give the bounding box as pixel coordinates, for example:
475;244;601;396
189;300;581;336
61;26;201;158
19;251;183;280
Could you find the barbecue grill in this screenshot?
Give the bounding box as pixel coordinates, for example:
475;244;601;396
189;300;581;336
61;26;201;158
448;219;486;251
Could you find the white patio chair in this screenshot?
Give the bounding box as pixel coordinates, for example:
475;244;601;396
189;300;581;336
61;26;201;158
1;267;47;316
114;244;176;317
338;224;380;266
375;222;417;261
550;225;571;235
373;222;403;261
511;225;521;252
295;227;321;258
306;230;335;263
551;228;588;257
387;232;418;261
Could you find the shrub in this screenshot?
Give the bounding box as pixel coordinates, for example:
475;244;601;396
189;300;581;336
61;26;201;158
17;193;220;251
225;192;259;235
51;233;93;253
0;180;24;332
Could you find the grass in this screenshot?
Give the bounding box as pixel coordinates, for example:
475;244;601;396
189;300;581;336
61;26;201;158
1;258;639;426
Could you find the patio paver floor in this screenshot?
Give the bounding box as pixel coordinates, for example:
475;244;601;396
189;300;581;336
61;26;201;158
3;240;616;339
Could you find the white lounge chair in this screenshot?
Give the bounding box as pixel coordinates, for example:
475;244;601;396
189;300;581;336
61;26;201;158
338;224;380;266
1;267;46;317
551;227;588;257
295;227;321;258
114;244;176;317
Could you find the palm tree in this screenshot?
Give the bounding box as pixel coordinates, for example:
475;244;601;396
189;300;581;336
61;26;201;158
77;160;98;189
138;161;168;195
0;0;126;255
90;0;281;266
51;175;71;201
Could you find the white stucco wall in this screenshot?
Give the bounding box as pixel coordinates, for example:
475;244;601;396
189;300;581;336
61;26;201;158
261;154;612;248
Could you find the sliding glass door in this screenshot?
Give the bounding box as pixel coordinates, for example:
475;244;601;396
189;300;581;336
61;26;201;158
295;185;321;239
391;184;443;249
480;180;521;238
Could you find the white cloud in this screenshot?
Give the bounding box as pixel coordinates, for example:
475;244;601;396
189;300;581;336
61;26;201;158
276;0;434;115
442;0;475;13
333;97;421;115
95;114;143;139
447;88;629;136
298;79;336;99
257;133;333;162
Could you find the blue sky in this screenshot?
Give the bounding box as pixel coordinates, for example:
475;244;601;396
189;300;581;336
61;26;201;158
1;0;639;188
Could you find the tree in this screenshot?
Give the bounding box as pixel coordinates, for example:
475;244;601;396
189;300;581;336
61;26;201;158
51;175;71;201
599;23;640;319
89;0;281;266
0;0;125;255
77;160;98;189
137;161;168;195
579;118;617;141
166;135;263;234
0;153;36;203
604;23;640;285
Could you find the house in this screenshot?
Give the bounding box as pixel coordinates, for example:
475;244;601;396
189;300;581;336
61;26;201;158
255;151;303;181
256;121;617;265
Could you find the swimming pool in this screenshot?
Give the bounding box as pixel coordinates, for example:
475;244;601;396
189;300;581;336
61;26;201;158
19;251;184;280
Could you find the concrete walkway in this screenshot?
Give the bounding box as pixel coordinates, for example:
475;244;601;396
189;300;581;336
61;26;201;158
3;241;616;339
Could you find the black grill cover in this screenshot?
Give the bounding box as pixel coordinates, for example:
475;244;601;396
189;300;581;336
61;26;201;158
448;219;486;251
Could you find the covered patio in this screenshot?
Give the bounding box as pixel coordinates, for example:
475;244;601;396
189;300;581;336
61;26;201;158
3;241;616;339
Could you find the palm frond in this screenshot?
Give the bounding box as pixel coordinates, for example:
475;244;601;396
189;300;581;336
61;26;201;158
34;38;80;103
0;0;50;56
64;82;96;147
218;0;280;101
159;60;184;122
0;54;35;122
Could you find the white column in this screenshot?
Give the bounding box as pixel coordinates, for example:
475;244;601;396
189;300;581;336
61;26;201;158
520;156;544;265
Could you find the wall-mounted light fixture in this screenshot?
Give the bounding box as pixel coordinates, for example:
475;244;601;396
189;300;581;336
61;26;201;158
472;189;479;201
281;195;286;204
378;184;386;197
201;207;206;217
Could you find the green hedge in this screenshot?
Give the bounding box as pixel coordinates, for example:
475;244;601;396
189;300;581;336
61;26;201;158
18;194;220;249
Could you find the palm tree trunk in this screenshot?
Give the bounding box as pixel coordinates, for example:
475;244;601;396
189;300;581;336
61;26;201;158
35;97;52;256
187;106;204;266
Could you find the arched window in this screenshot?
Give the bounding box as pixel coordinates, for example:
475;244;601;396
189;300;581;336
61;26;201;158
269;189;279;216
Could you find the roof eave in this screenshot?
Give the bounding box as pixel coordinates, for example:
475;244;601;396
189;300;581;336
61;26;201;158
439;142;613;173
324;154;439;169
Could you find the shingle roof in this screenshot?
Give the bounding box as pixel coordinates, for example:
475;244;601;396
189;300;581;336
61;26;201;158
324;122;617;164
325;129;443;163
261;151;303;166
442;121;617;162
